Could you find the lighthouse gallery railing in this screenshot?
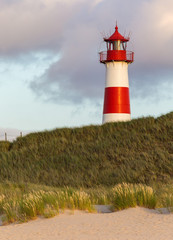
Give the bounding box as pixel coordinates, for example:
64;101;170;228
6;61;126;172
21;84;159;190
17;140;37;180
99;50;134;63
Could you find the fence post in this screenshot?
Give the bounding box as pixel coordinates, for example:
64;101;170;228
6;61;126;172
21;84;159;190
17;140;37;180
5;132;7;141
20;132;22;137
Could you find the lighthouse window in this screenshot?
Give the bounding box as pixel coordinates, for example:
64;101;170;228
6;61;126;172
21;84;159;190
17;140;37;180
122;42;127;50
113;41;116;50
112;40;121;50
109;43;113;50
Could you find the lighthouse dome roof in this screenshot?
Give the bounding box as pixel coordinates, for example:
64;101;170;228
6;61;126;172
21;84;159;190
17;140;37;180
104;25;129;42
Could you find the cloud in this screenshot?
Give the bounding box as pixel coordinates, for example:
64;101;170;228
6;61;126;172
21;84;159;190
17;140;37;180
0;0;173;104
129;0;173;97
0;0;75;56
29;0;143;104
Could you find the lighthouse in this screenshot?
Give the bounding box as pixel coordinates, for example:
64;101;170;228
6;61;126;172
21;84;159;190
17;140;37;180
99;24;134;123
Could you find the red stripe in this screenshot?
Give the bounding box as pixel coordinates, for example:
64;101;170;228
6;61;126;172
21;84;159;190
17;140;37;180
103;87;130;114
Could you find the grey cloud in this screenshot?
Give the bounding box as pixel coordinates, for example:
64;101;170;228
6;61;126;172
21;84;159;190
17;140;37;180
0;1;73;56
1;0;173;104
30;0;144;104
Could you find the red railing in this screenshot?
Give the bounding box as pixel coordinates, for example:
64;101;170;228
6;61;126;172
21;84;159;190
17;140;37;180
99;50;134;63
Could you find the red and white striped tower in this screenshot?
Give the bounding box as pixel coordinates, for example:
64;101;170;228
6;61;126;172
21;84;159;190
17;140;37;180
99;24;134;123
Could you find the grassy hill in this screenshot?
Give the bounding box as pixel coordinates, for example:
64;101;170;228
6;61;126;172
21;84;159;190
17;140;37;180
0;112;172;188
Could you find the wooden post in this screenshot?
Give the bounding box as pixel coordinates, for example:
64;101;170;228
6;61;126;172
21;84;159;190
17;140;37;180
5;132;7;141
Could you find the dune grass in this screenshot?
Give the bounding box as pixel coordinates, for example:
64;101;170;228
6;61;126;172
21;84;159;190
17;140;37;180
1;182;173;224
0;112;172;188
0;184;94;224
112;183;157;210
0;112;172;223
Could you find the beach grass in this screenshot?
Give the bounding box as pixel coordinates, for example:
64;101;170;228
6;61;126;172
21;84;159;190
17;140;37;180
1;182;173;224
0;112;172;188
112;183;157;210
0;112;172;224
0;184;95;224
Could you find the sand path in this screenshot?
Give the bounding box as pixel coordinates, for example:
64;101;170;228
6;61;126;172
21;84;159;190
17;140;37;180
0;207;173;240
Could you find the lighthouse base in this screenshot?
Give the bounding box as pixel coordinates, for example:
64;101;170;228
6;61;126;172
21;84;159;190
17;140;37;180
103;113;131;124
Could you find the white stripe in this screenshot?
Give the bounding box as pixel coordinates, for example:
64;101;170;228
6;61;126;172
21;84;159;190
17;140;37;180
103;113;131;124
105;62;129;88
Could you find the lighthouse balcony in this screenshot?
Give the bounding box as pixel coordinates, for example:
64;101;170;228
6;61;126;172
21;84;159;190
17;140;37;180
99;50;134;63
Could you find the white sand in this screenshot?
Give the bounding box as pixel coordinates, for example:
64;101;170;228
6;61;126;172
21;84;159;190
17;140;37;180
0;207;173;240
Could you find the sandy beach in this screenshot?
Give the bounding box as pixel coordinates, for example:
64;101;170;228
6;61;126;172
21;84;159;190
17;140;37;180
0;207;173;240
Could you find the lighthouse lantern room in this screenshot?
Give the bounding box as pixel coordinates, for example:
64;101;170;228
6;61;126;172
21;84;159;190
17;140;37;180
99;24;134;124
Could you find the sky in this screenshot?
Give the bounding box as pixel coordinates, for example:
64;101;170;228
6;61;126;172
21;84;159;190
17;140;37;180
0;0;173;136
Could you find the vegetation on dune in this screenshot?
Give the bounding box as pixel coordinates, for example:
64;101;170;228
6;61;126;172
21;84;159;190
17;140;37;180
0;112;172;187
112;183;156;210
0;112;172;224
0;183;95;224
0;141;11;153
0;182;157;224
1;182;173;224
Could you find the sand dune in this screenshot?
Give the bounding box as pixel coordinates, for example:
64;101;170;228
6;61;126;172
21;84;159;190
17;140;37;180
0;207;173;240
